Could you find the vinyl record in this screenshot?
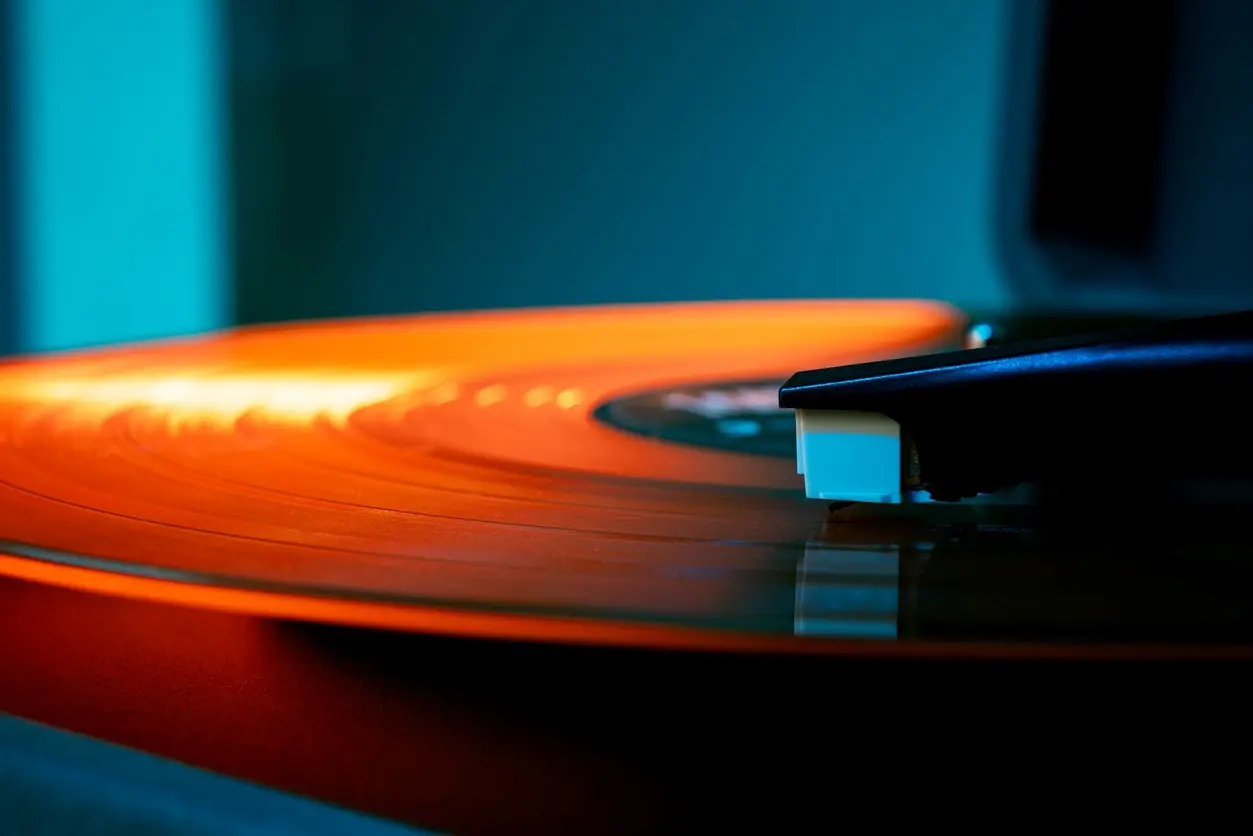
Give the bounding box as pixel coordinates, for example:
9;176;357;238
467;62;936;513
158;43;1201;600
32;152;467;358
0;299;1250;658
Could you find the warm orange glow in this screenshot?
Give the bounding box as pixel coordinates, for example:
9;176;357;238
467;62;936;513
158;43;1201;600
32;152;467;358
474;384;506;407
555;388;582;409
428;382;460;405
11;373;427;421
0;299;980;650
524;386;554;408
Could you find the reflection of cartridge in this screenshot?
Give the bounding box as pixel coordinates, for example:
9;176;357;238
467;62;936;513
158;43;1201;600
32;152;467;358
794;545;900;640
799;501;1253;645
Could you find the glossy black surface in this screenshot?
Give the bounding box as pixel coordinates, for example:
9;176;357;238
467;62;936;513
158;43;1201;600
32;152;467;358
780;310;1253;499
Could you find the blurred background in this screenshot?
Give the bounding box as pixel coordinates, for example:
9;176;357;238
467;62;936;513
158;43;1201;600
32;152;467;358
2;0;1251;354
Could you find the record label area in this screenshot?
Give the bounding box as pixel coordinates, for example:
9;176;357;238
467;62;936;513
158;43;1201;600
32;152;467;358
592;380;796;459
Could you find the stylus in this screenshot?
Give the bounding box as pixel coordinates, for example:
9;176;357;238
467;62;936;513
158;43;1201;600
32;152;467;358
780;309;1253;503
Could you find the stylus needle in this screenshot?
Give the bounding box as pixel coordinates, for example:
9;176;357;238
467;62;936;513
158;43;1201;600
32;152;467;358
780;309;1253;504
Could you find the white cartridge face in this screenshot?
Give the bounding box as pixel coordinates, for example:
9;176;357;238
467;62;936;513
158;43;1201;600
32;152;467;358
794;409;902;504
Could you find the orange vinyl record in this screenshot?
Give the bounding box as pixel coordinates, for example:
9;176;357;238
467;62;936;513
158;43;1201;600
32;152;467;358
0;299;1251;659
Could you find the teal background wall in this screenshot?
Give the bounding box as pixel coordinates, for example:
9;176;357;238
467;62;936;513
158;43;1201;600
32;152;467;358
5;0;1012;350
13;0;225;352
235;0;1011;324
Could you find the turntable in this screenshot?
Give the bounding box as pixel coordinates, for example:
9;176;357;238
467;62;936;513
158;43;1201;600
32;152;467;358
2;299;1251;833
3;2;1253;835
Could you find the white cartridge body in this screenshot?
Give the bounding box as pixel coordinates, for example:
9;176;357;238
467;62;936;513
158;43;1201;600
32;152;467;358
794;409;903;504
